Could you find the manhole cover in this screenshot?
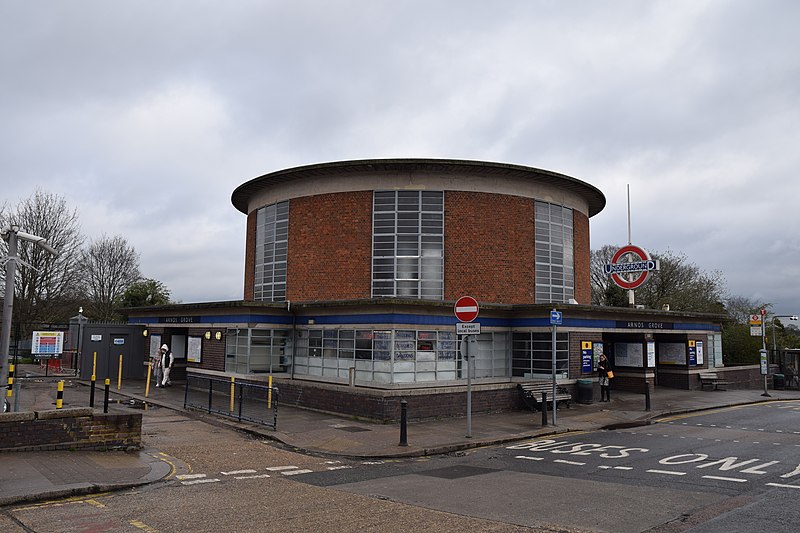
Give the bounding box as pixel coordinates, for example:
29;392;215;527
336;426;371;433
419;465;500;479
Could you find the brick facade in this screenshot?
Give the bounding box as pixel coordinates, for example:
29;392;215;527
444;192;535;304
573;210;591;304
286;192;373;301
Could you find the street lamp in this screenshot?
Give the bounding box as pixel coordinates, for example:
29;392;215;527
772;315;799;358
1;226;60;412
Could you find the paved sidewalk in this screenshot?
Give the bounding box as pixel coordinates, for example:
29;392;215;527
2;366;799;507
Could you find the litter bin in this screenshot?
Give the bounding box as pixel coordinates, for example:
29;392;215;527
773;374;785;390
577;379;594;404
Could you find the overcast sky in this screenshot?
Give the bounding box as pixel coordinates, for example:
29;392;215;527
2;1;799;316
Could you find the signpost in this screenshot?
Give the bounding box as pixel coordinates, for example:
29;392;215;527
455;296;479;438
550;309;562;424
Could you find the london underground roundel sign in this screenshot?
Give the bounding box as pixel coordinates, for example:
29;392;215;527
603;244;660;290
454;296;479;322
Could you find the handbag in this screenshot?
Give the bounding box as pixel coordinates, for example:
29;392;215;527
606;370;614;379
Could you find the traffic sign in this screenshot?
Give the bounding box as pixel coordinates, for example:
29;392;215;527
456;322;481;335
550;310;562;325
454;296;479;322
749;314;762;325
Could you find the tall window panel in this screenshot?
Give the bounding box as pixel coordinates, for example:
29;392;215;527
535;201;574;304
254;201;289;302
372;191;444;299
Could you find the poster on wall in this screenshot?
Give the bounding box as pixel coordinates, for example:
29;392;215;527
696;341;704;365
149;335;162;359
659;343;686;365
688;340;697;365
593;342;604;370
614;342;643;367
187;336;202;363
647;341;656;367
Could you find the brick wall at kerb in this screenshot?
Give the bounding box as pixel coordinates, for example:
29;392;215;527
445;192;535;304
286;192;373;302
0;410;142;452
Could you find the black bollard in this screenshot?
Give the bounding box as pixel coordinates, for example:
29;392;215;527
89;375;96;408
645;382;651;411
399;400;408;446
541;391;548;426
103;378;110;413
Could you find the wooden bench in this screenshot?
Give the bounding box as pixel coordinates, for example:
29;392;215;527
518;382;572;411
699;372;730;391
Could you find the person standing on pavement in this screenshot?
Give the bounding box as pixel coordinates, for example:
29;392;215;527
152;346;164;388
598;353;613;402
160;344;174;387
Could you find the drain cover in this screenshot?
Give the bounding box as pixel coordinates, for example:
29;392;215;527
419;465;500;479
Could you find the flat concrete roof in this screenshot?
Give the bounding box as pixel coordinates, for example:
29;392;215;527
231;158;607;217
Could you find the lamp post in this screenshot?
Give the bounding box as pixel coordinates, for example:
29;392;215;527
1;226;59;412
772;314;798;361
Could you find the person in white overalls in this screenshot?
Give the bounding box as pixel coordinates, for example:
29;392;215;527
160;344;174;387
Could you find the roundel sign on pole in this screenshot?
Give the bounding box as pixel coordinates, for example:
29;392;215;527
603;244;660;290
454;296;479;322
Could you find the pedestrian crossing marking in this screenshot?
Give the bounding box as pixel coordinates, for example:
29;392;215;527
281;469;313;476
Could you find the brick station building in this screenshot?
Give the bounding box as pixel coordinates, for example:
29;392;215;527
127;159;732;421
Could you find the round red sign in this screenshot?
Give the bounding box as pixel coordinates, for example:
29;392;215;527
605;244;658;290
454;296;479;322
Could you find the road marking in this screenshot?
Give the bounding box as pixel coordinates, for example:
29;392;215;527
281;469;313;476
554;460;586;466
266;466;298;471
362;461;384;465
766;483;800;490
130;520;158;533
703;475;747;483
235;474;271;480
327;465;353;471
182;478;220;485
516;456;544;461
599;466;633;470
221;469;257;475
647;470;686;476
177;474;207;480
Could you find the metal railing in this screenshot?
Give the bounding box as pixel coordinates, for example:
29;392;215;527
184;374;278;429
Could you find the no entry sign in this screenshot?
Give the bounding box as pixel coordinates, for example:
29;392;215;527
454;296;479;322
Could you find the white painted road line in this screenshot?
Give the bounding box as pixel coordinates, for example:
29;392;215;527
177;474;207;480
599;466;633;470
221;470;257;476
235;474;271;480
702;476;747;483
266;466;298;471
647;470;686;476
327;466;352;471
553;460;586;466
516;456;544;461
766;483;800;490
182;478;221;485
281;469;313;476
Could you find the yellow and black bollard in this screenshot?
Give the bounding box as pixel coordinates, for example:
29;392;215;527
89;373;96;408
103;378;110;413
56;380;64;409
268;375;273;409
6;363;14;401
230;377;235;413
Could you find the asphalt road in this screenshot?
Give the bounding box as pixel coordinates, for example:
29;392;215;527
297;400;800;532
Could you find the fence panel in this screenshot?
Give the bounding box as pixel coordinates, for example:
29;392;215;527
184;374;278;429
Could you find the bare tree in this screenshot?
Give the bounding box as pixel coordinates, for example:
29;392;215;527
78;235;141;320
0;190;84;326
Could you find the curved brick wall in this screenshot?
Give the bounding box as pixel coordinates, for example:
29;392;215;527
243;189;593;305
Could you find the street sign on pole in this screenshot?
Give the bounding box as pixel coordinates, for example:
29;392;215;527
550;310;562;325
456;322;481;335
454;296;479;322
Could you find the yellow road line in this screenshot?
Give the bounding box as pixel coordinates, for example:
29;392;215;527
130;519;160;532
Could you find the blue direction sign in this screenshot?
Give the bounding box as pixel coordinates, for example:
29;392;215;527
550;310;563;325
